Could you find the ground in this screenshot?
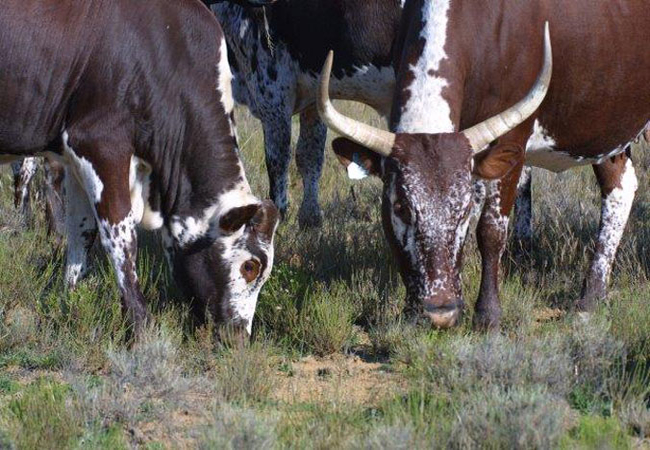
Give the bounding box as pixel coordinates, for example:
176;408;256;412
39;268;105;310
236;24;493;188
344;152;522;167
0;103;649;449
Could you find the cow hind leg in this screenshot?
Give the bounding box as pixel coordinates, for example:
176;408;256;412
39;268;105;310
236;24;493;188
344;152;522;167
578;151;638;311
296;106;326;229
512;166;533;254
262;115;292;219
44;158;66;240
64;164;98;288
63;131;148;331
12;157;38;222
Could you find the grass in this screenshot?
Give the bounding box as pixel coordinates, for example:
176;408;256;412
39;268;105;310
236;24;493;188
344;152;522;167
0;103;648;448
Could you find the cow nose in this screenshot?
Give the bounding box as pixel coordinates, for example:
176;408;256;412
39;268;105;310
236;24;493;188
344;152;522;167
423;300;464;329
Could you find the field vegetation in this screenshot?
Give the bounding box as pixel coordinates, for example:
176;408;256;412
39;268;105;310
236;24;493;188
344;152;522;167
0;104;648;448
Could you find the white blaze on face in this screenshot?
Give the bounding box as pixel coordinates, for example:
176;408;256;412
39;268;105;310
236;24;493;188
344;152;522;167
396;0;454;134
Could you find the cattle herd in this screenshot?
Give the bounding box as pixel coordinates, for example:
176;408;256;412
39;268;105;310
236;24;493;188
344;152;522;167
1;0;648;338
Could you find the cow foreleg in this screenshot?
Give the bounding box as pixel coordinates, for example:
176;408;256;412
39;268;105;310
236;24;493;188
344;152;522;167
64;165;97;288
262;114;292;219
474;160;524;330
63;133;148;331
296;106;326;229
578;152;637;311
512;165;533;253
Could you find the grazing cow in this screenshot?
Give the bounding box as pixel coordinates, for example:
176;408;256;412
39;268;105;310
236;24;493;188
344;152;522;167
318;0;648;329
0;0;279;335
210;0;403;227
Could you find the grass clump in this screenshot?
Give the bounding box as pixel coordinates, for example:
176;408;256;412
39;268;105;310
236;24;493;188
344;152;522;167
1;378;82;450
257;268;357;355
215;341;278;404
560;416;631;449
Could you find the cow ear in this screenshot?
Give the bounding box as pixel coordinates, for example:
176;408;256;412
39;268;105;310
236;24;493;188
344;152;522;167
332;138;383;179
473;142;524;180
219;204;260;234
250;200;280;242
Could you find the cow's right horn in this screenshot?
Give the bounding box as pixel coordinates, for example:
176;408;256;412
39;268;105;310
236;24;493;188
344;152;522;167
463;22;553;152
317;51;396;157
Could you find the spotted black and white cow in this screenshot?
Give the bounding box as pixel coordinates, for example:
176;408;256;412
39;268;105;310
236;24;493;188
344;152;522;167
208;0;403;228
318;0;648;329
0;0;279;335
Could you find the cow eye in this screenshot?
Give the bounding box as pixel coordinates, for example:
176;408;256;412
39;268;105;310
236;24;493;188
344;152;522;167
240;259;261;283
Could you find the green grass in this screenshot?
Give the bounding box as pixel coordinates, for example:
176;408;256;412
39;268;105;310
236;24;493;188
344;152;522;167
0;103;648;448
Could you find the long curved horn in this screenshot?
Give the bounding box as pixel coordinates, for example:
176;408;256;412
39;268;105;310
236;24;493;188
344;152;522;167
463;22;553;152
317;51;396;157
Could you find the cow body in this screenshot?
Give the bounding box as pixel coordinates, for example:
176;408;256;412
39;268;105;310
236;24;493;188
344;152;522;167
212;0;402;227
0;0;279;334
320;0;648;327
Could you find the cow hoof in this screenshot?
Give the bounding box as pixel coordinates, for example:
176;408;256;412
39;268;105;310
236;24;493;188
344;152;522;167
298;208;323;229
473;309;501;332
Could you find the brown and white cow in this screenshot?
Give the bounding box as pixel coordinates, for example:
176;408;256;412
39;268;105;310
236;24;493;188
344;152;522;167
0;0;279;335
318;0;648;329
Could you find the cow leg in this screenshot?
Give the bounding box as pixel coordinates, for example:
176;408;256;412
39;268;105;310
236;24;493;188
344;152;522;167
63;133;148;330
64;165;97;288
296;106;326;229
12;157;38;222
578;151;638;311
262;114;292;219
44;158;66;239
512;166;533;253
474;161;524;330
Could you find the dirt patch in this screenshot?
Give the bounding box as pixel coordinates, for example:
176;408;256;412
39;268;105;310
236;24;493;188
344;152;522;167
272;353;404;407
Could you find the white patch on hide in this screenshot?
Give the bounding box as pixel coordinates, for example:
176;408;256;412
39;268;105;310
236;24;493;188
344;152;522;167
396;0;454;134
62;131;104;204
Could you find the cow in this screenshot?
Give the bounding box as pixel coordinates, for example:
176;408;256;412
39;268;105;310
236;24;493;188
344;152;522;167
0;0;280;336
317;0;648;329
209;0;403;228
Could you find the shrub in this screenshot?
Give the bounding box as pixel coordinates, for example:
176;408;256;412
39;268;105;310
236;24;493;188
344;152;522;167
450;387;572;450
198;404;276;450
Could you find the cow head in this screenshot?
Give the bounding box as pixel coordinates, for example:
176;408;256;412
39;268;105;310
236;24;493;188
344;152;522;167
318;26;552;328
172;200;279;338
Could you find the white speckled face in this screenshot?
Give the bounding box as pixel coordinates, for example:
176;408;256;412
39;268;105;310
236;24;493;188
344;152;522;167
380;137;474;311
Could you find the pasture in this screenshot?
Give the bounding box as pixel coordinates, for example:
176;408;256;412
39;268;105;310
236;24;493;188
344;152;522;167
0;103;648;449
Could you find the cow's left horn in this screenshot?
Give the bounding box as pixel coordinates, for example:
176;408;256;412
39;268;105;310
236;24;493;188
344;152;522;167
463;22;553;152
317;51;396;157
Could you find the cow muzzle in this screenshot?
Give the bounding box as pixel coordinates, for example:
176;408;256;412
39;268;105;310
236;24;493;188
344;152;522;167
423;300;464;329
